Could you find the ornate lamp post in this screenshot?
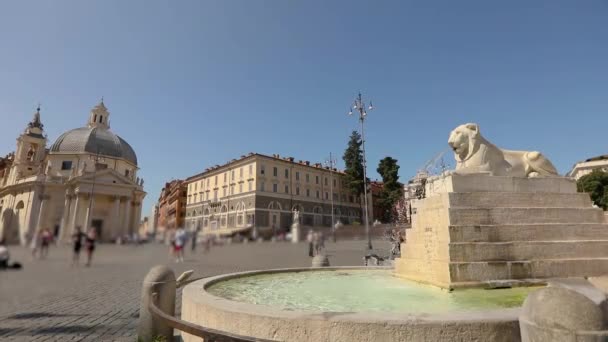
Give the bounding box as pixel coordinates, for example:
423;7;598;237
349;93;374;251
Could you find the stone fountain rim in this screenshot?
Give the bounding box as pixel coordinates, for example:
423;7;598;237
183;266;523;323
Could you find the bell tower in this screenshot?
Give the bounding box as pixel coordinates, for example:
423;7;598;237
10;106;48;181
87;99;110;129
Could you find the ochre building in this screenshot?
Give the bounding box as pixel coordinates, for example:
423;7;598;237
184;153;369;238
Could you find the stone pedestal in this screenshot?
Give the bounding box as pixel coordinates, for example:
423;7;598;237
395;174;608;289
291;223;300;243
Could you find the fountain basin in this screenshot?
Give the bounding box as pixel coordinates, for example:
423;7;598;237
182;267;537;341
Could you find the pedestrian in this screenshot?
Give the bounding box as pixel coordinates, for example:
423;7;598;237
174;227;186;262
306;230;314;257
72;226;84;266
30;232;40;260
85;228;97;267
40;228;53;258
0;239;9;269
191;229;197;253
312;231;320;256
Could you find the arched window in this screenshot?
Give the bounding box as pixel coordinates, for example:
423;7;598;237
15;201;24;210
203;208;210;216
268;201;282;211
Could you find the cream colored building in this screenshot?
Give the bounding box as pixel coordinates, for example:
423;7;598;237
184;153;366;237
0;102;145;245
567;155;608;180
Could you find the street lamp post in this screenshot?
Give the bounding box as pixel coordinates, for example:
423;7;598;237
325;153;337;243
349;93;373;251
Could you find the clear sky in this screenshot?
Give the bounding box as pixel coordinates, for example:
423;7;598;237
1;1;607;215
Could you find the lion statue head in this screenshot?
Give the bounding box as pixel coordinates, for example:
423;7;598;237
448;123;480;162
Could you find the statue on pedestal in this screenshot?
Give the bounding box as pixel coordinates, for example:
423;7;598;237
448;123;559;178
291;209;301;243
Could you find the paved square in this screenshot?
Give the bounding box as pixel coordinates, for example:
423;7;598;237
0;239;388;341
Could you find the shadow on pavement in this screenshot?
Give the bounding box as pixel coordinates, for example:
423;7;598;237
8;312;88;319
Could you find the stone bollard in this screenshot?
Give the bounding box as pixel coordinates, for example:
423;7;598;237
519;281;608;342
137;265;176;342
312;254;330;267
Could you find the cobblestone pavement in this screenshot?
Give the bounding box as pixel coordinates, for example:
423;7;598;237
0;239;388;341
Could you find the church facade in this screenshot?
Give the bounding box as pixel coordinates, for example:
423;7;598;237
0;102;145;245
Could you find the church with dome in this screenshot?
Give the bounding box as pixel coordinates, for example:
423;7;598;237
0;101;146;245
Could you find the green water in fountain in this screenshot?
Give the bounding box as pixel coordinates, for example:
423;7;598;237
207;270;537;314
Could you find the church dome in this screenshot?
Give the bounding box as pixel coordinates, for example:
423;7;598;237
49;102;137;165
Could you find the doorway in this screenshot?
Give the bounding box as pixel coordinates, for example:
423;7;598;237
91;219;103;240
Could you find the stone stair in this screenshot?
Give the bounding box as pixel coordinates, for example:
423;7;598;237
395;175;608;289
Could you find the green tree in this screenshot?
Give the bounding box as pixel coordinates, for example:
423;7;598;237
577;170;608;210
376;157;404;223
343;131;365;220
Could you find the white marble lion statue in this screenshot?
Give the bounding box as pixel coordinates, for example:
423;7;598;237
448;123;558;177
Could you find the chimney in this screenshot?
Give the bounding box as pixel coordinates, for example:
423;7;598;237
288;157;294;162
305;161;310;166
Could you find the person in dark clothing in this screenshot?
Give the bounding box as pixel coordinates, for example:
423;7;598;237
72;226;85;266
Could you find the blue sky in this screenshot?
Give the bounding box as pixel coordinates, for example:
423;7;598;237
1;1;607;215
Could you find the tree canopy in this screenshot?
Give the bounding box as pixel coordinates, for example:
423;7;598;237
376;156;403;223
577;169;608;210
342;130;365;197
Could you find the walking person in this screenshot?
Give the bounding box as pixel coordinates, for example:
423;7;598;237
306;229;314;257
174;227;186;262
72;226;85;266
312;231;320;257
85;228;97;267
40;228;53;258
30;232;40;260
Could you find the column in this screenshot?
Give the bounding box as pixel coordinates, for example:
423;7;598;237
70;193;81;234
59;192;72;242
122;197;131;236
83;194;95;231
35;195;49;236
132;201;142;236
110;196;120;239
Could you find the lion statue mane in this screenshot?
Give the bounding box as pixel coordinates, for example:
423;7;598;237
448;123;559;178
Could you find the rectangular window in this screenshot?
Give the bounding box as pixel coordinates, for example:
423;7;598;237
261;165;265;175
239;168;243;177
333;179;337;187
296;187;300;195
285;169;289;178
231;170;235;180
273;167;278;177
325;192;329;200
325;178;328;186
124;169;130;177
194;194;198;202
223;188;226;196
214;190;218;200
285;185;289;194
248;181;252;191
295;172;299;181
224;173;227;182
316;190;320;198
333;193;338;201
207;179;210;187
273;183;278;193
194;182;198;191
214;176;217;185
249;164;253;175
316;176;319;184
306;189;310;197
239;183;243;193
306;174;310;182
261;182;265;192
95;163;107;170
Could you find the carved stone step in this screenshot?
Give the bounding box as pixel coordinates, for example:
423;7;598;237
447;192;592;208
448;224;608;243
449;240;608;262
448;207;605;225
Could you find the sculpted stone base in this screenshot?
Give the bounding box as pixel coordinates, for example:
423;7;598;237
394;174;608;289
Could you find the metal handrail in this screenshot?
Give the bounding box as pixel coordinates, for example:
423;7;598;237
148;292;278;342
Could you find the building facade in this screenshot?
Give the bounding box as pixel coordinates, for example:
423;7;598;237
156;179;187;240
0;102;145;244
184;153;367;237
568;155;608;180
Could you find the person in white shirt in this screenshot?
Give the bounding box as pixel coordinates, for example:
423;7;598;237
0;240;10;269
